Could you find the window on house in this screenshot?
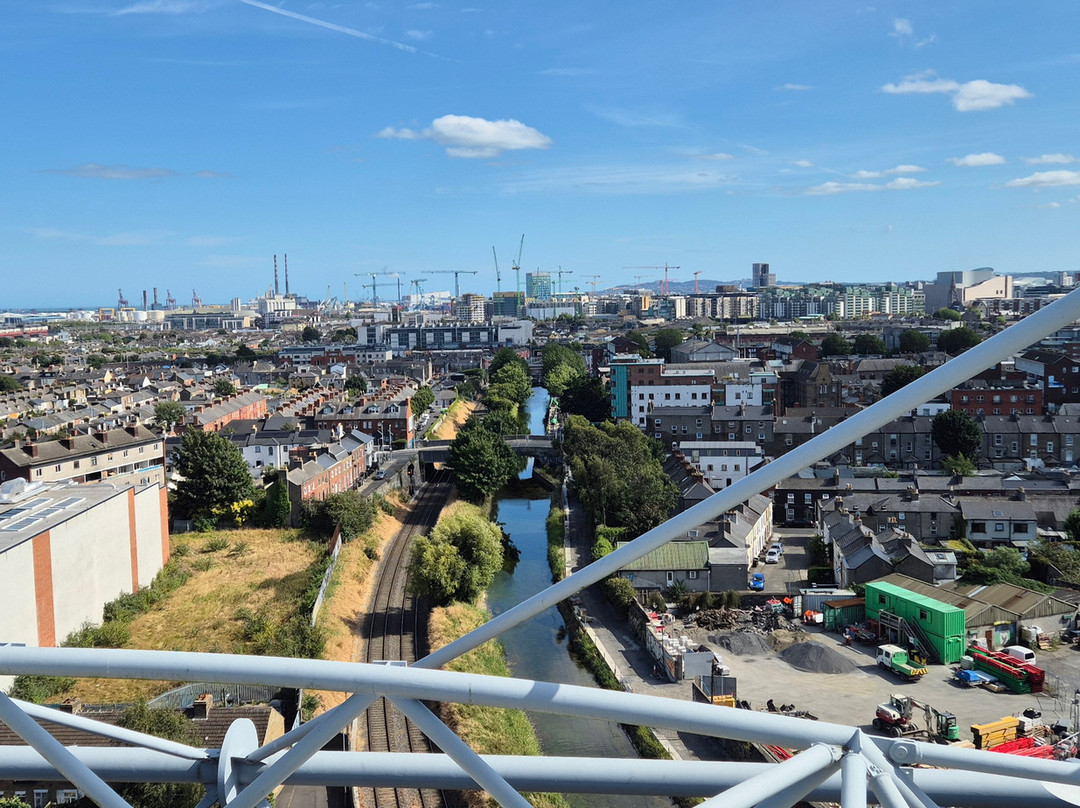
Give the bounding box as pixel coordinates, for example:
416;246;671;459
972;522;986;533
879;594;886;605
1031;434;1038;446
688;570;698;579
666;572;675;584
1014;523;1029;534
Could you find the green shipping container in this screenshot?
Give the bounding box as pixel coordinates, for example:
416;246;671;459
865;582;965;647
823;598;865;632
920;631;966;665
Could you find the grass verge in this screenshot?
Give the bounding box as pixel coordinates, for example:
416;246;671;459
545;496;565;583
429;601;569;808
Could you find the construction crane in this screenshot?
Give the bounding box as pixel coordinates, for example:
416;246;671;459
427;269;478;299
391;273;402;304
583;274;602;294
117;289;129;308
624;264;681;295
191;289;202;308
555;266;574;295
165;289;177;310
492;246;502;294
512;234;525;308
693;270;702;294
353;272;392;307
409;278;427;305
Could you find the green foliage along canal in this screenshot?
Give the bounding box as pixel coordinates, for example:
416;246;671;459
488;388;670;808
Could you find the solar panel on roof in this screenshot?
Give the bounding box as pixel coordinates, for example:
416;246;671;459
1;517;43;532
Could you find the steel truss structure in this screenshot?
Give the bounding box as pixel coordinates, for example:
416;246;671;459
5;289;1080;807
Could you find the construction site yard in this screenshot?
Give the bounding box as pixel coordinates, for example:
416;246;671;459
681;623;1080;743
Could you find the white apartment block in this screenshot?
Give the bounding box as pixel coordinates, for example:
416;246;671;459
676;440;766;490
631;382;713;428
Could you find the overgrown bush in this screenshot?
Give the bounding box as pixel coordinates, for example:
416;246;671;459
408;503;504;605
603;577;637;612
545;498;565;582
591;536;614;560
645;591;667;613
203;536;230;553
302;490;378;540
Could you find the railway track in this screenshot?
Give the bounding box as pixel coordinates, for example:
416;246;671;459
361;470;452;808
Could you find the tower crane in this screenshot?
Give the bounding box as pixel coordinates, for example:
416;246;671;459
511;234;525;309
554;266;573;295
583;274;602;294
492;246;501;294
623;264;680;295
426;269;478;299
353;272;391;307
409;278;427;306
116;289;129;308
191;289;202;308
693;270;702;294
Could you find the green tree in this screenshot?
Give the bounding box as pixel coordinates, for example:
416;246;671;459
1065;509;1080;542
486;361;532;410
345;375;368;395
942;454;976;477
541;343;586;396
789;330;811;340
447;427;524;500
0;798;31;808
265;479;292;527
235;344;256;359
308;490;378;540
853;334;887;355
212;378;237;397
113;701;205;808
561;375;610;422
603;576;638;611
0;374;22;392
153;400;187;430
330;326;358;343
938;326;982;354
652;328;685;361
932;409;983;459
898;330;932;353
489;347;528;377
301;325;320;342
819;333;851;357
935;307;962;321
625;330;652;357
412;384;434;414
407;503;504;604
880;365;926;398
172;429;256;521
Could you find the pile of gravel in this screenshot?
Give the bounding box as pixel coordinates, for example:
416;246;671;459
711;631;772;656
779;642;857;675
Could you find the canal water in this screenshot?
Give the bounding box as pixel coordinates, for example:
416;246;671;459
488;388;670;808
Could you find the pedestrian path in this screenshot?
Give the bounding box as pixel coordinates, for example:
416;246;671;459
561;492;731;763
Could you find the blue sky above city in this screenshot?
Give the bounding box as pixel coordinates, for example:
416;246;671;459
3;2;1080;307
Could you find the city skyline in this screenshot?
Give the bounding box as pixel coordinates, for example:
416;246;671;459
3;3;1080;308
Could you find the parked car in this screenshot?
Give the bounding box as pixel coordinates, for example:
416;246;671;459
375;470;388;480
765;548;782;564
749;572;765;591
769;542;785;556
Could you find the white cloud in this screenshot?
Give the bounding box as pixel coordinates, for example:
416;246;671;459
112;0;211;14
885;164;926;174
806;181;882;195
807;177;938;195
193;169;234;178
851;170;883;179
588;106;686;129
881;70;1031;111
948;152;1006;167
378;114;552;158
1036;202;1061;209
890;18;913;37
43;163;178;180
778;83;812;91
886;177;939;190
404;29;432;40
794;159;815;168
695;152;735;161
1005;170;1080;188
408;2;439;7
505;164;735;194
850;165;925;179
1022;153;1076;165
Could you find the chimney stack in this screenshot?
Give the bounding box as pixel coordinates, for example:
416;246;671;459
193;693;213;720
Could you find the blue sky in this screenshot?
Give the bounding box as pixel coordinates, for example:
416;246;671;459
3;2;1080;308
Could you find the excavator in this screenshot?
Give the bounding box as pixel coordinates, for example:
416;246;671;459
873;694;959;742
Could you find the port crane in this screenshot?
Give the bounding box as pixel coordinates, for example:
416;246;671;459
191;289;202;308
409;278;427;302
116;289;129;309
624;264;681;295
427;269;478;299
165;289;177;310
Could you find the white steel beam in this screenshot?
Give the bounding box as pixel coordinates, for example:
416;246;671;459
391;697;534;808
0;691;131;808
419;286;1080;670
696;743;841;808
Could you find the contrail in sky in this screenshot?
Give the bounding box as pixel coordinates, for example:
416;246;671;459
238;0;428;55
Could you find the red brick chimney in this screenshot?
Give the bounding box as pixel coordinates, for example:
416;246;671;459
192;693;213;720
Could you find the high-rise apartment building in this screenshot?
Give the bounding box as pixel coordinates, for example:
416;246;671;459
526;271;552;300
752;262;776;288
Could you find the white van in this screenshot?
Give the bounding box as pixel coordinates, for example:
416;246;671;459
1003;645;1036;666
